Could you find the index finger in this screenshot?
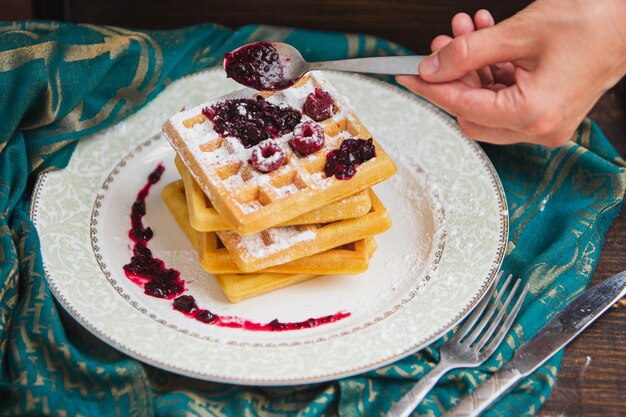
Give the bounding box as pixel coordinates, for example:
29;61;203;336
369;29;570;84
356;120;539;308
419;20;531;83
396;74;528;129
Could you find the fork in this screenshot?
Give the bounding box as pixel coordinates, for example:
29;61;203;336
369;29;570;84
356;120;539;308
385;272;530;417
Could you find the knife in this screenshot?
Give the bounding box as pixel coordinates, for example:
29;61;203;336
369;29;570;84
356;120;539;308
446;270;626;417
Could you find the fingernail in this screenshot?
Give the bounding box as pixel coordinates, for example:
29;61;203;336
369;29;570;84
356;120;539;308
421;53;439;75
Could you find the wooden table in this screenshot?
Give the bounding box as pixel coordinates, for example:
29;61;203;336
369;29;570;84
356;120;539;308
3;1;626;415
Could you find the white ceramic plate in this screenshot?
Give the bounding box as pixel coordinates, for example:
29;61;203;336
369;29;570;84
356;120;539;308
31;69;508;385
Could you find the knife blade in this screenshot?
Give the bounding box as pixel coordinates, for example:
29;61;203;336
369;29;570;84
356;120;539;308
446;270;626;417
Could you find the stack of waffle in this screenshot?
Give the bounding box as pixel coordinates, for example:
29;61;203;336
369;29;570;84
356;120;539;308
161;72;397;302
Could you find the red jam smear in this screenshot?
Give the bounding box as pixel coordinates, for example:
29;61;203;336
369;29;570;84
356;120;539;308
202;96;301;148
224;41;295;91
325;138;376;180
123;164;351;331
123;164;186;299
174;294;350;331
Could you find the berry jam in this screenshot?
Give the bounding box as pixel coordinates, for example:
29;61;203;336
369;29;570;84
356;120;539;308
250;139;285;173
202;96;301;148
303;88;335;121
123;165;185;298
123;164;351;331
223;41;295;91
174;295;350;331
291;121;325;156
325;138;376;180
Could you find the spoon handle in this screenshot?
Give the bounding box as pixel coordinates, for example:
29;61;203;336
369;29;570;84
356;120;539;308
308;55;426;75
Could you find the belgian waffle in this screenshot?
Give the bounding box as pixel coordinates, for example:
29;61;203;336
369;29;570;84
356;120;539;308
163;71;397;235
162;180;376;275
215;189;390;272
174;155;372;232
200;233;375;275
215;273;318;303
161;181;377;302
215;236;377;303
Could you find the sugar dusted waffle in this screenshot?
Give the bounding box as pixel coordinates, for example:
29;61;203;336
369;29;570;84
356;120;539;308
215;189;389;272
161;181;377;302
200;233;375;275
162;180;376;274
163;71;397;235
174;156;372;232
214;238;377;303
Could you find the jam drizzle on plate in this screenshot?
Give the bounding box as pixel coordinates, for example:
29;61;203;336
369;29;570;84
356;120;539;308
122;164;351;331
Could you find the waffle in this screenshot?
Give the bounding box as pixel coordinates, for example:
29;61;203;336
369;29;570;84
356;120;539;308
161;181;377;302
200;233;375;275
215;189;390;272
215;273;318;303
215;239;377;303
162;180;376;274
174;155;372;232
163;71;397;235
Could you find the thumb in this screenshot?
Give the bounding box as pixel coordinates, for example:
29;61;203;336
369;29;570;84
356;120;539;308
420;21;528;82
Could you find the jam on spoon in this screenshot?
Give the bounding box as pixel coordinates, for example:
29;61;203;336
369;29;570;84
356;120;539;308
224;41;296;91
223;41;425;91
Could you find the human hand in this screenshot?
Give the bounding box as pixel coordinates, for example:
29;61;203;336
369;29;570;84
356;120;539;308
397;0;626;146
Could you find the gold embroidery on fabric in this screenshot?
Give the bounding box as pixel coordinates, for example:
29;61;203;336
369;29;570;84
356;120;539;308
0;42;57;71
510;143;584;245
20;70;63;130
64;35;131;62
192;44;216;67
528;258;579;296
0;261;19;344
364;36;377;56
104;25;163;89
0;29;41;39
247;26;294;44
24;21;60;32
354;379;367;413
0;22;23;32
579;119;592;149
346;34;360;58
28;138;76;173
0;33;129;72
506;241;515;256
0;25;163;135
52;25;163;134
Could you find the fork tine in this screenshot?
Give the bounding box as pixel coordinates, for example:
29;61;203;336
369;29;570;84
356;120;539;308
462;273;513;345
479;282;530;357
472;278;521;349
454;271;503;340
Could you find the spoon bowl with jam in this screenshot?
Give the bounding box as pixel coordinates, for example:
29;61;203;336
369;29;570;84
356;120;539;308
224;41;425;91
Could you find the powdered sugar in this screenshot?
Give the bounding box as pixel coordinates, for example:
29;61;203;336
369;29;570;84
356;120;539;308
233;226;317;259
165;72;348;195
250;139;285;173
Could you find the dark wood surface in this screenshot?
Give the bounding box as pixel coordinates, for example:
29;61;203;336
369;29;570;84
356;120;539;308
3;2;626;416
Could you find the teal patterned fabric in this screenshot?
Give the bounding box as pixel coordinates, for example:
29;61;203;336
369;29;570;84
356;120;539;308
0;21;624;416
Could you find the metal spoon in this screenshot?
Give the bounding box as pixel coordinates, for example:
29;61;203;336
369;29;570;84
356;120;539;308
224;41;426;90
